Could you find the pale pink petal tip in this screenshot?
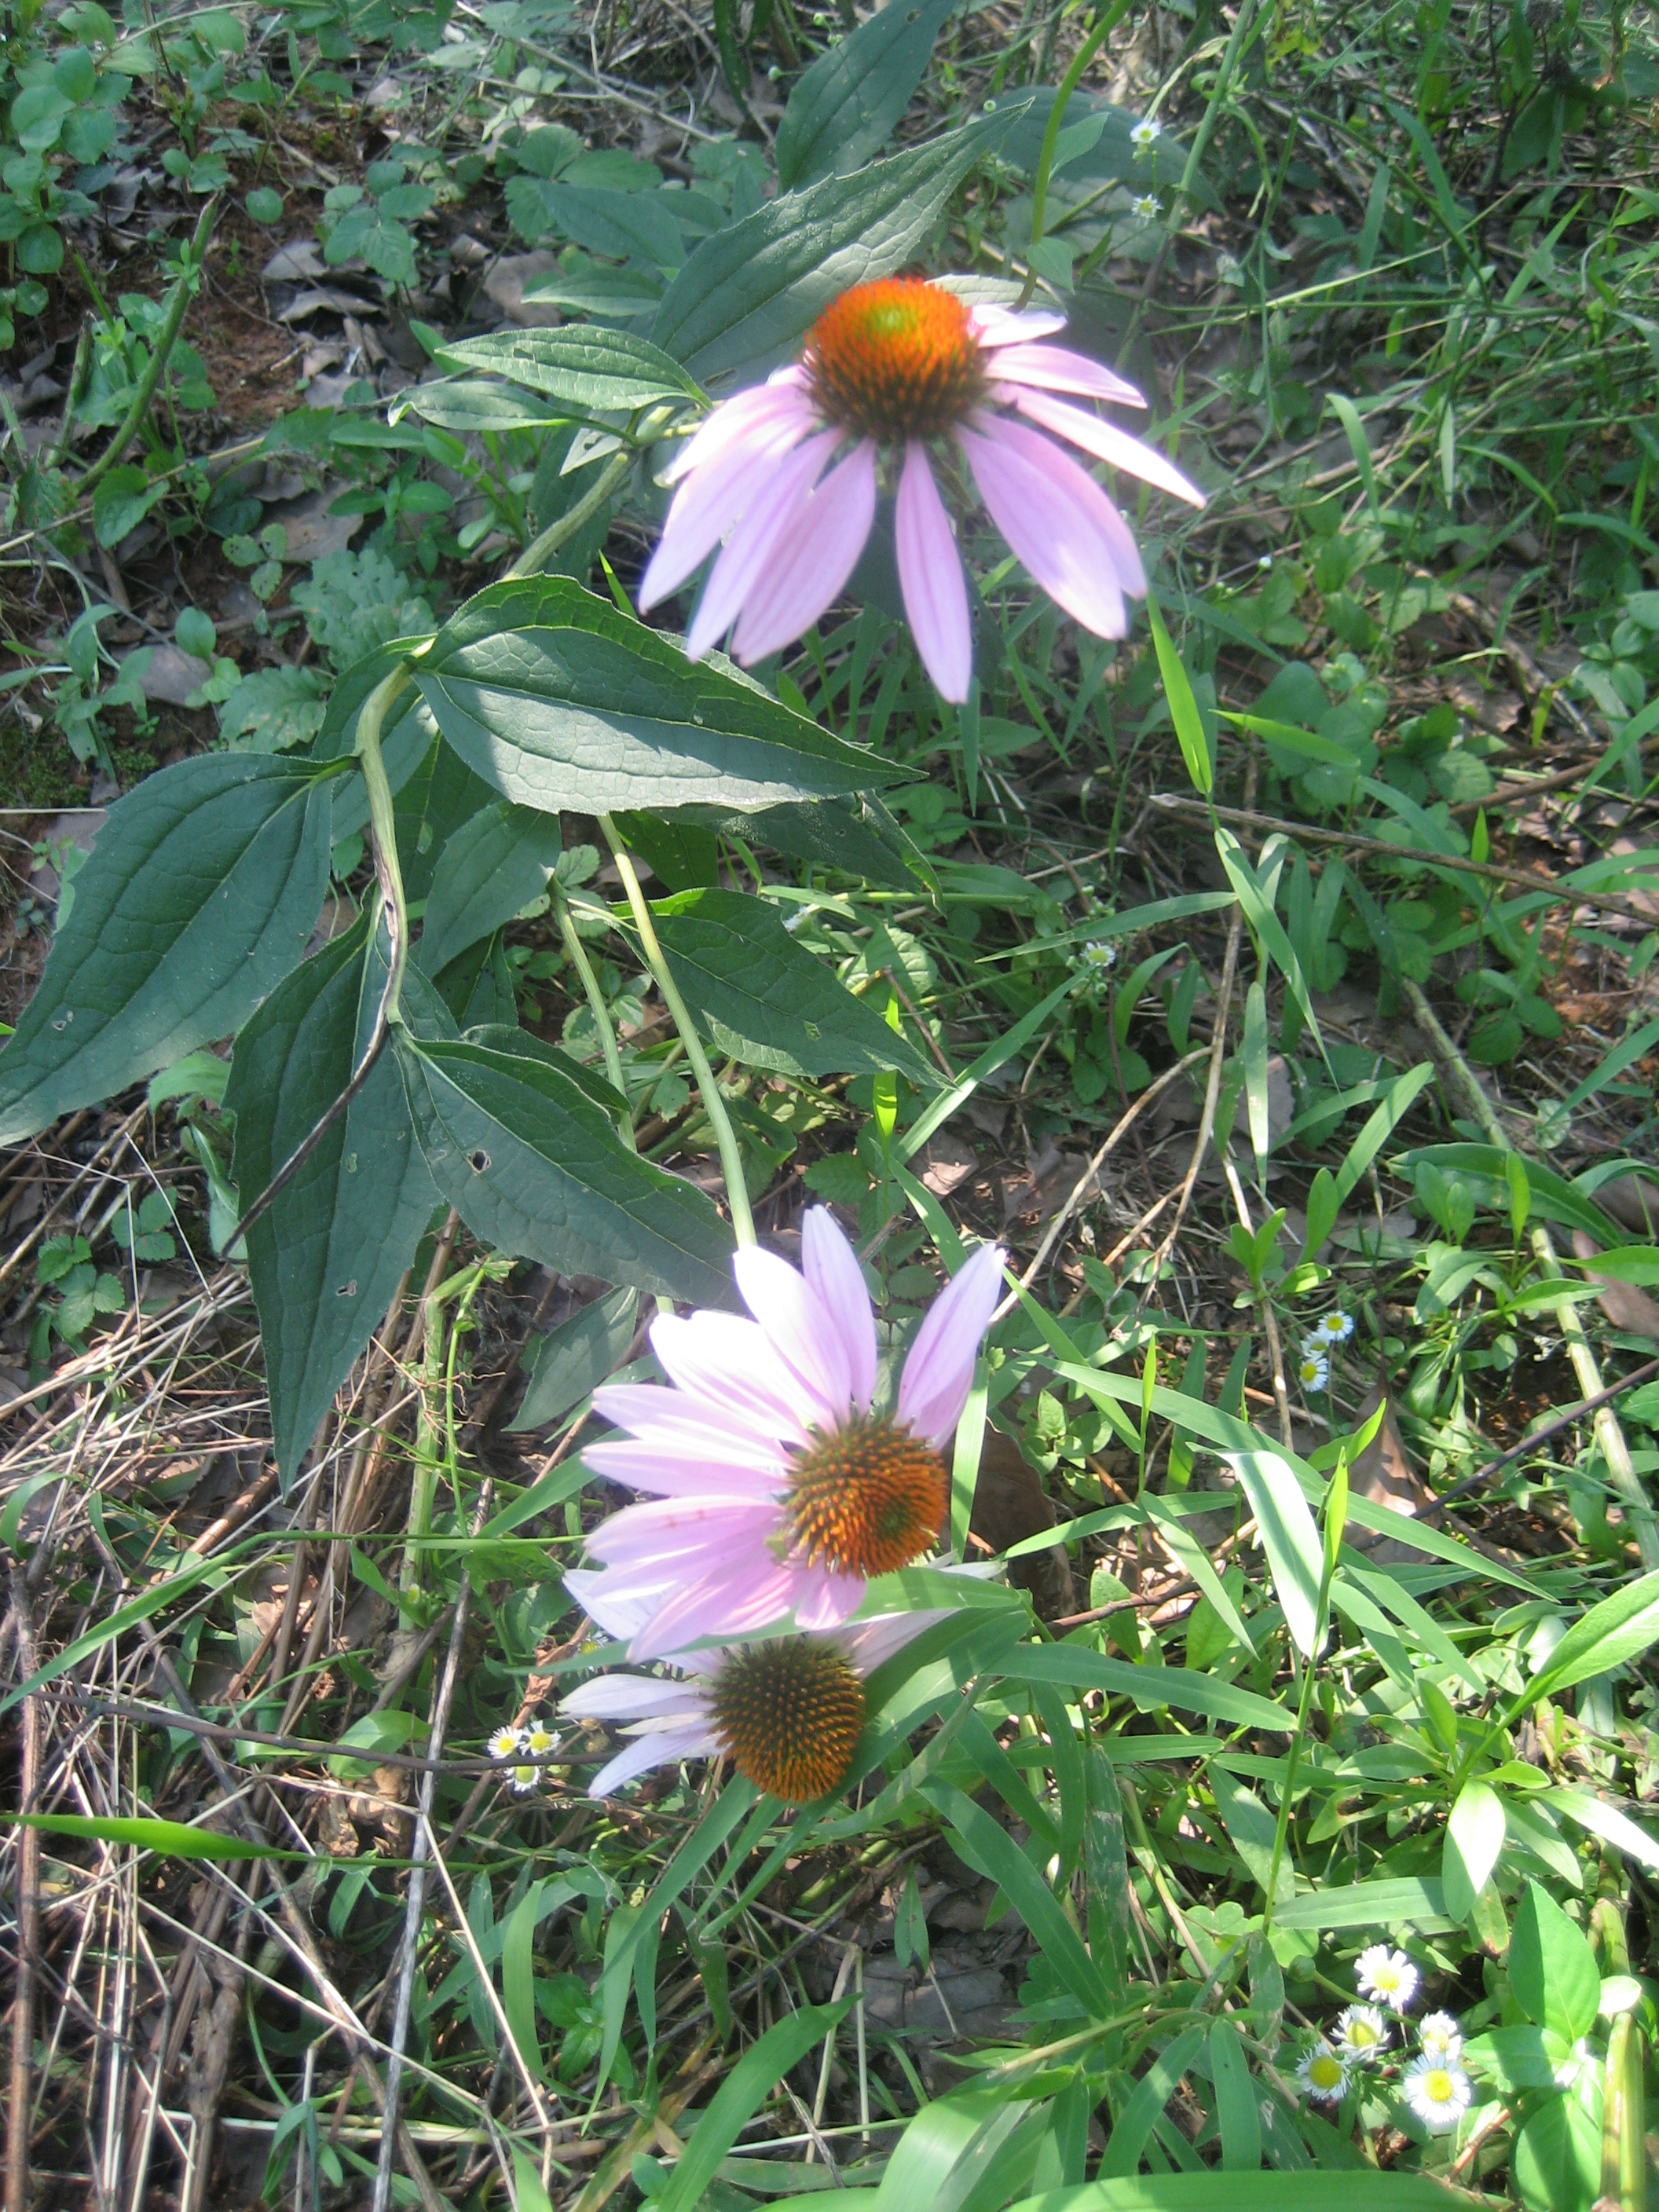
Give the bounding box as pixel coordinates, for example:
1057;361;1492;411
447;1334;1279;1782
1008;386;1207;509
958;415;1130;639
731;439;877;666
895;441;972;705
800;1207;878;1412
897;1242;1006;1448
733;1243;852;1425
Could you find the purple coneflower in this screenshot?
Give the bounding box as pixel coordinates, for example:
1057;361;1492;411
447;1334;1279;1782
638;276;1205;702
561;1583;943;1802
569;1207;1004;1659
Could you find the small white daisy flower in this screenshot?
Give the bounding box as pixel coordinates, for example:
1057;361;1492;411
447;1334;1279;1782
1316;1309;1355;1346
1355;1943;1419;2012
1419;2011;1463;2063
522;1723;559;1762
1403;2056;1473;2133
1130;116;1163;150
487;1725;526;1762
508;1761;543;1795
1079;938;1119;970
1297;2045;1351;2104
1335;2003;1390;2063
1131;193;1160;219
1297;1347;1330;1392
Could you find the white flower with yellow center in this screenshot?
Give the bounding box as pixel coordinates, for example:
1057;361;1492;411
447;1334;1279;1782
1315;1309;1354;1346
1419;2011;1463;2063
1403;2056;1473;2133
1130;117;1163;150
486;1725;525;1763
1296;2045;1351;2104
1132;194;1160;219
1356;1943;1419;2012
1297;1346;1330;1393
1335;2004;1389;2064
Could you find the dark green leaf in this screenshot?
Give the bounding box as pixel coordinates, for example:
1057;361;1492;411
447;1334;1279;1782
227;912;441;1485
652;110;1015;386
654;2002;855;2212
527;182;685;268
1398;1144;1627;1249
0;756;331;1145
394;1031;739;1306
434;325;704;420
391;735;503;905
775;0;958;189
93;464;164;549
394;379;575;434
510;1285;639;1432
684;792;935;891
410;576;902;815
1512;2095;1602;2212
647;887;940;1087
417;802;562;975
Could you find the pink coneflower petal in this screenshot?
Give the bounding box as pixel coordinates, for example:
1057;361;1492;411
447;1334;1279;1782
583;1443;782;1500
641;412;821;608
730;438;878;666
895;441;972;705
590;1386;789;1460
896;1241;1006;1447
661;376;818;486
734;1244;855;1424
562;1675;708;1719
991;342;1146;408
648;1313;819;1439
589;1723;716;1796
687;428;843;660
957;415;1130;638
791;1564;866;1633
800;1208;877;1412
630;1558;810;1658
1008;385;1206;508
586;1498;782;1569
969;302;1070;347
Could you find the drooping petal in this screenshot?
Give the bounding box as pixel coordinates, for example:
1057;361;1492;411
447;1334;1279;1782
687;428;843;660
734;1244;851;1425
585;1496;782;1568
800;1207;877;1414
895;441;972;705
1007;386;1207;507
957;415;1130;639
789;1564;866;1632
591;1384;790;1459
730;438;878;666
989;341;1146;407
628;1557;804;1658
640;411;820;608
561;1675;708;1720
968;302;1069;347
650;1312;820;1439
840;1607;950;1673
661;379;819;486
896;1240;1006;1448
582;1441;782;1500
561;1566;648;1642
587;1721;716;1797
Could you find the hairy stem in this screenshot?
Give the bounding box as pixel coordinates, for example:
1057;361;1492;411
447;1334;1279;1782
78;193;222;498
504;445;634;580
555;878;636;1148
599;814;756;1247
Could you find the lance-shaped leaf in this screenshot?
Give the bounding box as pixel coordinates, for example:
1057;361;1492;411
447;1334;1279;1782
409;576;903;815
228;911;441;1485
653;110;1015;386
416;801;563;975
395;1028;739;1308
646;887;941;1088
434;326;705;421
0;756;331;1146
775;0;959;189
679;793;934;892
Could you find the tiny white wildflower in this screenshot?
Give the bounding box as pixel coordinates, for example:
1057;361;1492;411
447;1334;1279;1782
1297;1346;1330;1392
1356;1943;1419;2012
1258;552;1274;569
1316;1309;1355;1346
508;1759;544;1795
1419;2011;1463;2063
522;1723;559;1762
487;1725;526;1762
1132;192;1160;218
1297;2045;1351;2104
1130;116;1163;149
1335;2003;1390;2063
1403;2056;1473;2132
1080;938;1119;970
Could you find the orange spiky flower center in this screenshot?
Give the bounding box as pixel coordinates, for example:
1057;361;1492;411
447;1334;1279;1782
806;278;987;442
783;1411;947;1578
709;1639;866;1804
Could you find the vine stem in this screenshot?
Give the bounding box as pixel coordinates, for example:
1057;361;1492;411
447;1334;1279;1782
1401;974;1659;1571
554;879;637;1147
77;193;222;498
504;445;635;580
1017;0;1137;309
233;668;412;1247
599;814;756;1247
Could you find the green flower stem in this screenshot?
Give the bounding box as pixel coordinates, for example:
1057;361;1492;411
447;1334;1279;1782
553;878;636;1149
504;445;635;580
1402;974;1659;1573
1017;0;1136;309
599;814;756;1249
77;193;222;499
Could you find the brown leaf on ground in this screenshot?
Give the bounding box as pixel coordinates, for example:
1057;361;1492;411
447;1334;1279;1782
965;1431;1075;1621
920;1133;976;1197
